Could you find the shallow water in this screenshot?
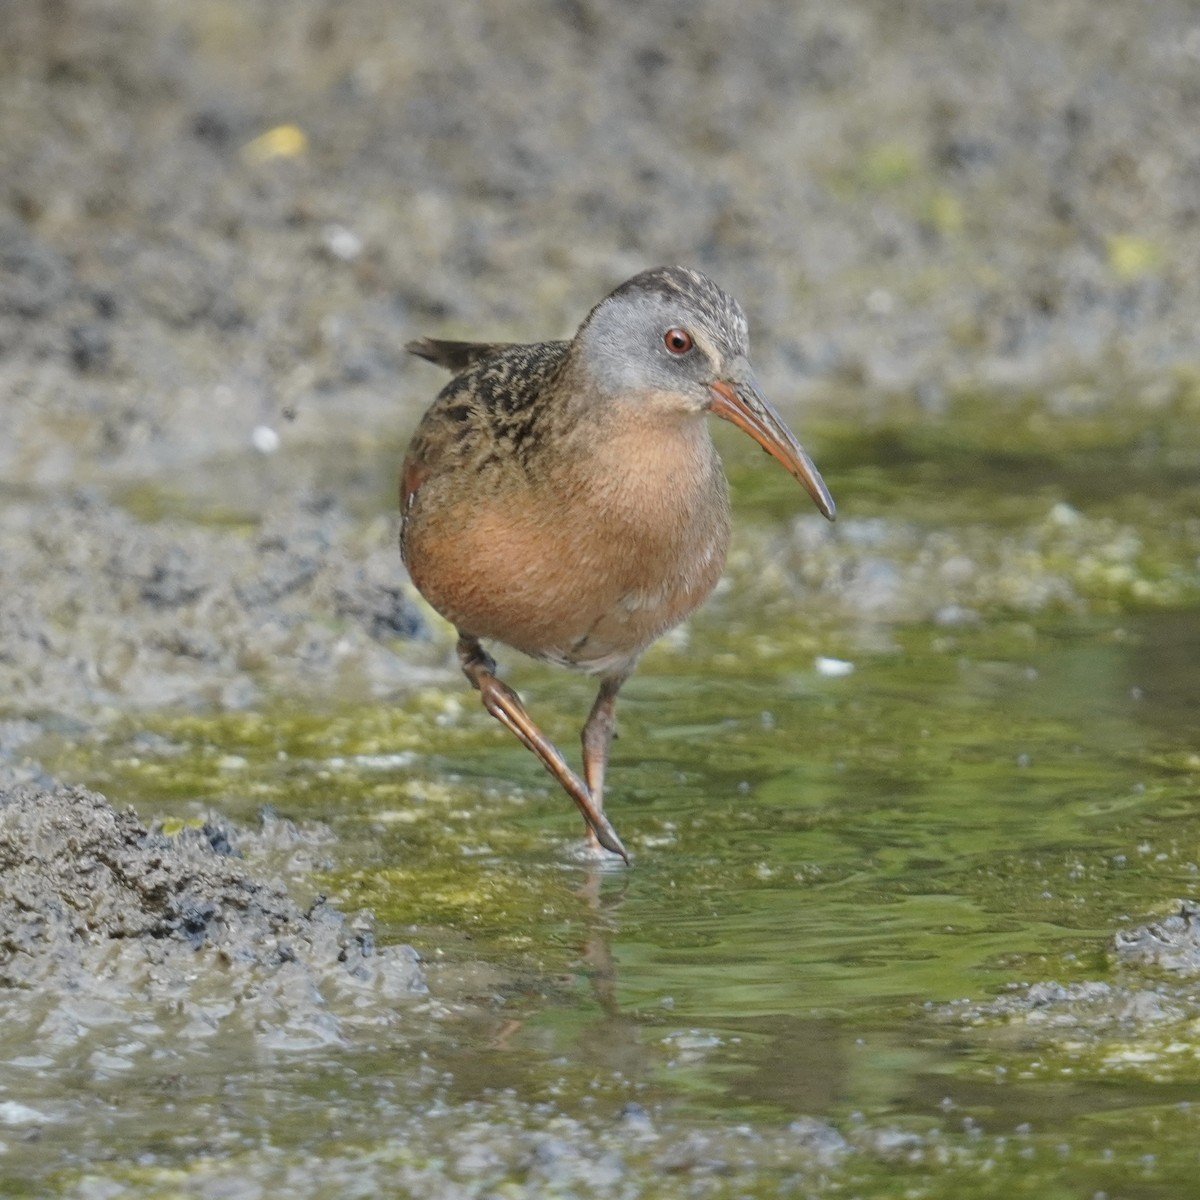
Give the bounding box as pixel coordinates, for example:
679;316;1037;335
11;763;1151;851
18;389;1200;1196
32;638;1200;1193
29;608;1200;1194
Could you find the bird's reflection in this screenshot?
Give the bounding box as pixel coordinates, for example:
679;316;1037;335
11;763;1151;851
575;859;626;1017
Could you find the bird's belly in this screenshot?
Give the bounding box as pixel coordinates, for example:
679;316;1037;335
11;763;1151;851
538;543;726;674
403;490;729;675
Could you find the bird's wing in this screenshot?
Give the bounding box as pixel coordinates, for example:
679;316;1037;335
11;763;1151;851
404;338;517;374
400;339;572;522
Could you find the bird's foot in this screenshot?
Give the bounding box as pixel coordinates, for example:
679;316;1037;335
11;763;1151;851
582;810;630;864
566;836;630;868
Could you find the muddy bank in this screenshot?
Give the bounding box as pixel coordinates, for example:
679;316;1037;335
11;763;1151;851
0;783;426;1069
0;491;430;719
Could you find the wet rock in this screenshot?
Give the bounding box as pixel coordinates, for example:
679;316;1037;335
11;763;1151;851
1026;980;1112;1009
618;1100;657;1138
0;784;426;1066
1114;900;1200;973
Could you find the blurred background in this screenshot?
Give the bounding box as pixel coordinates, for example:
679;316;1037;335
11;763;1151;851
4;0;1197;489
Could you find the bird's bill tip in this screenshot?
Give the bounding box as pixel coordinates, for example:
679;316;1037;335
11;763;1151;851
709;380;836;521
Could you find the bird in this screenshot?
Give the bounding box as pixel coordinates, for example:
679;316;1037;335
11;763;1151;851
400;266;835;863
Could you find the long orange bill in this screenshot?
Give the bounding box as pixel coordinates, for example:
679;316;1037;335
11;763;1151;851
709;376;836;520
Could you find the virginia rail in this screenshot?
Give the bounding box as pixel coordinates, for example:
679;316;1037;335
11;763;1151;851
401;266;835;862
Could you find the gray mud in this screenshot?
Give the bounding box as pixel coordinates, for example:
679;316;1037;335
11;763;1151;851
0;493;427;717
0;784;426;1067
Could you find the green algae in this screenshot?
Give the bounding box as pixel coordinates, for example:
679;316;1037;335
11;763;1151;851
46;609;1200;1047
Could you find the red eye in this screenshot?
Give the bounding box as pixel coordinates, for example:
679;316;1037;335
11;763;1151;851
664;327;693;354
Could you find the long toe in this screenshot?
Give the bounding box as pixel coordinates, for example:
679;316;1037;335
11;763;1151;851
588;812;630;864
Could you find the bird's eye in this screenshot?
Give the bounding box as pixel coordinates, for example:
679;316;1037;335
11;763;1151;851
664;327;694;354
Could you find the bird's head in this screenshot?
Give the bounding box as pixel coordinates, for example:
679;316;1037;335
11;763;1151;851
573;266;835;520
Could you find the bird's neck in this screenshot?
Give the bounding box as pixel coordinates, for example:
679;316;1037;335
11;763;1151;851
520;351;727;524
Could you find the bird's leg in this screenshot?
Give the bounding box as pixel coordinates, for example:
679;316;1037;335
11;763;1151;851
580;674;626;853
456;635;630;863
